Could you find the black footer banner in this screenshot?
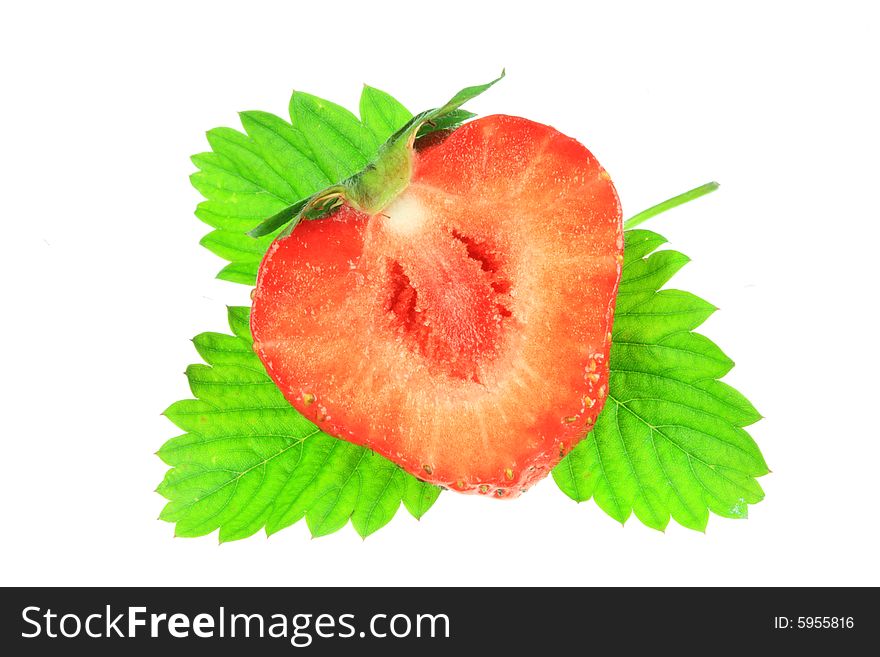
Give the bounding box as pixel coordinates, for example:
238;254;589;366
1;587;871;654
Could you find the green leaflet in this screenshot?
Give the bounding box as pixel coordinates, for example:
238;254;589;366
247;73;504;239
192;84;483;282
360;85;413;143
552;229;767;531
289;91;379;182
191;87;393;285
157;306;440;541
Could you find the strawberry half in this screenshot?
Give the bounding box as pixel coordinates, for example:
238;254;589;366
251;82;622;497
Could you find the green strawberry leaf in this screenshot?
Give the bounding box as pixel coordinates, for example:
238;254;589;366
157;306;440;541
191;86;401;284
552;228;767;532
247;72;504;239
289;91;380;182
360;85;413;143
191;83;487;282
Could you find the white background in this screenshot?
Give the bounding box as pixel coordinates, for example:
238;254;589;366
2;0;878;587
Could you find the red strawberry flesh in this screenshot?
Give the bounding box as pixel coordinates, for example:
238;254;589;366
251;115;622;496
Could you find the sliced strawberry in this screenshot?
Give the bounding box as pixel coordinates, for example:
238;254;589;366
251;115;622;496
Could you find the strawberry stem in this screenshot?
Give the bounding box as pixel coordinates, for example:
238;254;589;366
623;181;719;230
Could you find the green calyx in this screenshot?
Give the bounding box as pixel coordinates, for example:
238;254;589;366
248;70;505;239
345;132;413;214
